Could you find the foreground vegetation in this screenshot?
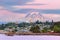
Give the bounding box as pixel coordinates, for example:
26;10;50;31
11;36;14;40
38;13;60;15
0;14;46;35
0;20;60;33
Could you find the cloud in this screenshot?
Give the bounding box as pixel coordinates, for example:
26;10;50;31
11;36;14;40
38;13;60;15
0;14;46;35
0;0;33;6
0;0;60;23
12;3;60;9
0;6;4;9
2;0;60;13
42;14;60;22
0;9;26;22
41;9;60;14
11;0;60;9
12;5;43;9
12;9;60;14
26;0;60;5
0;9;60;22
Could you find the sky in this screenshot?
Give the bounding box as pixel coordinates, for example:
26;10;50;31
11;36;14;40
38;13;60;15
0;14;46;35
0;0;60;23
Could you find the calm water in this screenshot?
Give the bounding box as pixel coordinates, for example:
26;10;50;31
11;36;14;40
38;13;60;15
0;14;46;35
0;34;60;40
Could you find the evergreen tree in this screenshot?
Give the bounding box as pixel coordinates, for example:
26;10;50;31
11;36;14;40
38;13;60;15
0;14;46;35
30;25;40;33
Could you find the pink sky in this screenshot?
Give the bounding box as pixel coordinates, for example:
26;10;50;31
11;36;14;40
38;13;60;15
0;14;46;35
12;0;60;9
0;9;60;22
0;0;60;22
0;9;26;22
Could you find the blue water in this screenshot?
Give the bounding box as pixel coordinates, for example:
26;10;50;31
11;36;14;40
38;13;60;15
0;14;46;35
0;34;60;40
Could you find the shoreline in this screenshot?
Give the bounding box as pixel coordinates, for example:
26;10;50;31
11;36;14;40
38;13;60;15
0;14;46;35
0;30;60;36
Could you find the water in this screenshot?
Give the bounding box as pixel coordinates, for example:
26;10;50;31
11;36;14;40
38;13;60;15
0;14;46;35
0;34;60;40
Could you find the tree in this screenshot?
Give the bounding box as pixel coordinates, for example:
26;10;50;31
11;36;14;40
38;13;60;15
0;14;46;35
53;25;60;33
45;20;48;24
35;20;40;24
52;22;60;33
41;27;49;33
6;22;16;26
30;25;40;33
0;24;6;30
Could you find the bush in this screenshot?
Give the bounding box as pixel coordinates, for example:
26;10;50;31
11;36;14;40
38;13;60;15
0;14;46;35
41;27;48;33
53;25;60;33
30;25;40;33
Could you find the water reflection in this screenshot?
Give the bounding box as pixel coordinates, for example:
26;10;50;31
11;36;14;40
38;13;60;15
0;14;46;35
0;34;60;40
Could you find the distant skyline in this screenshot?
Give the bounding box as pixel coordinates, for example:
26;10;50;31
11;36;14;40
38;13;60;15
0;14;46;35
0;0;60;23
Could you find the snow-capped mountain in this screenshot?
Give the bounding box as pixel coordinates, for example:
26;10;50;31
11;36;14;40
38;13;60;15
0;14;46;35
25;11;45;22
